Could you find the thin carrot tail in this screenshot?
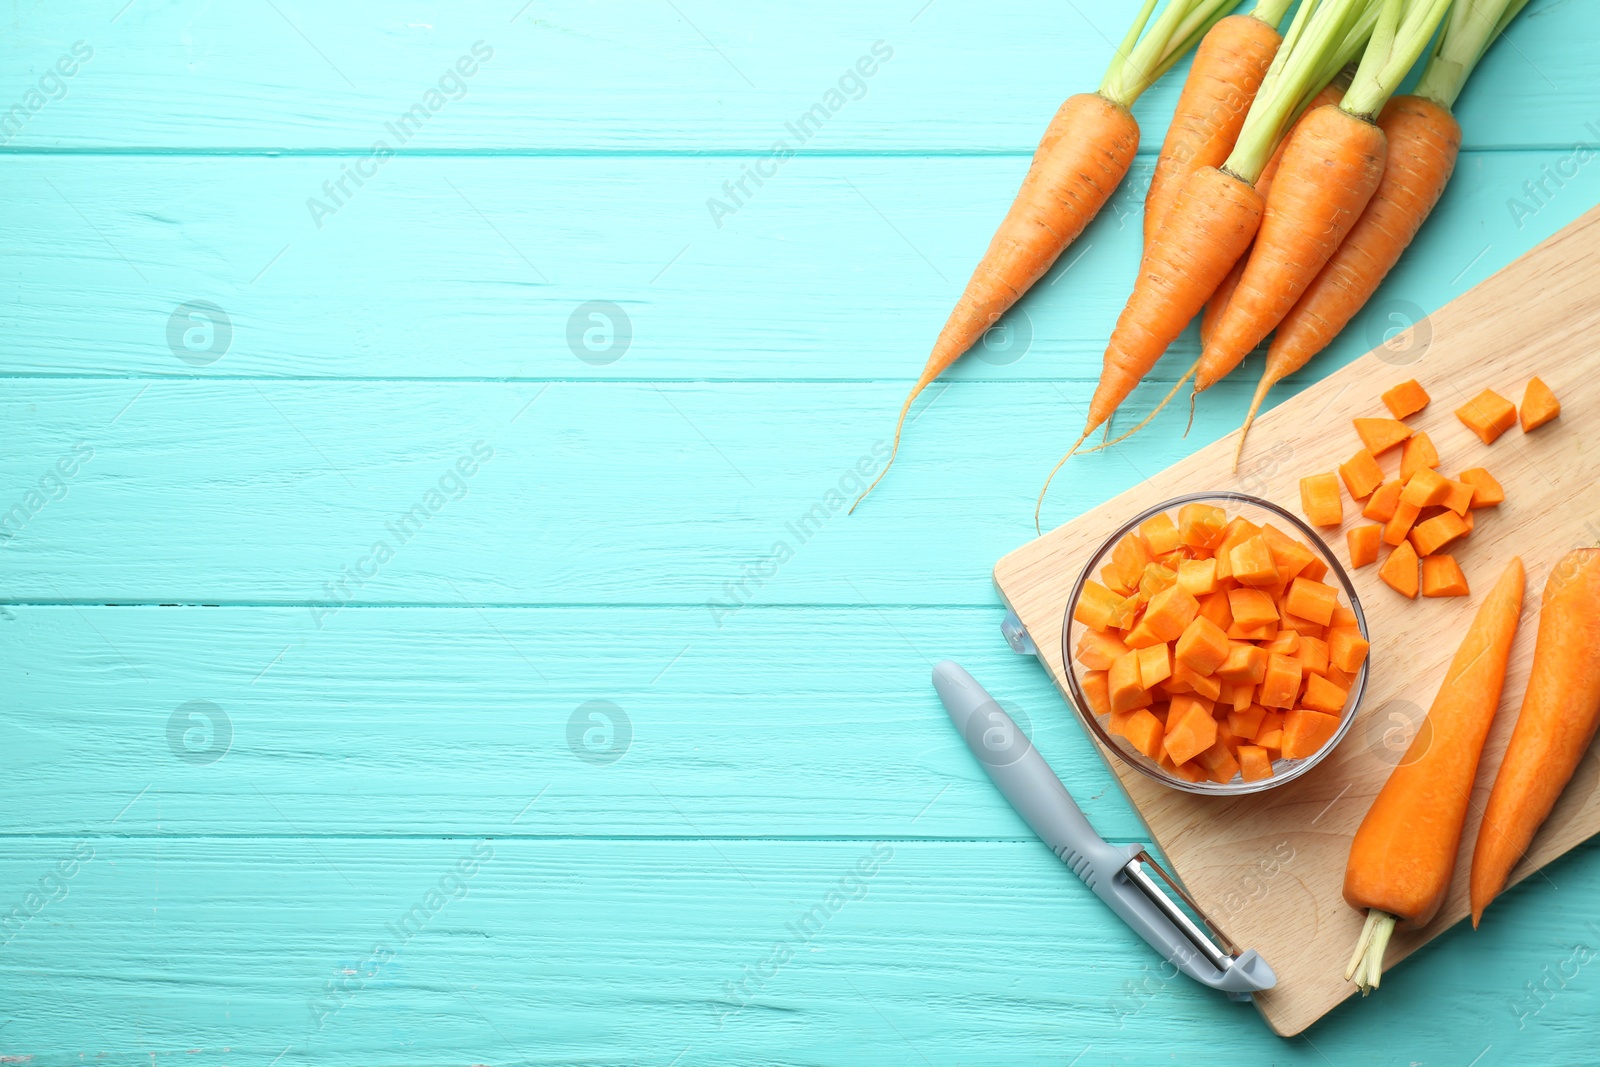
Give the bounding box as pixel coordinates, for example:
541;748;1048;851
1082;364;1197;454
1231;372;1278;473
850;370;934;513
1035;427;1094;535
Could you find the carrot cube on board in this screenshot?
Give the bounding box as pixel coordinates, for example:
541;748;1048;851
1075;629;1129;671
1284;576;1339;625
1339;449;1385;501
1082;670;1111;716
1439;478;1474;516
1238;744;1275;782
1410;510;1469;557
1227;588;1279;628
1327;627;1370;673
1281;709;1341;759
1421;554;1470;597
1299;474;1343;527
1228;535;1281;587
1136;642;1172;689
1139;512;1183;555
1175;616;1231;675
1379;541;1420;598
1074;582;1121;629
1178;502;1228;550
1108;650;1152;713
1381;379;1430;420
1455;388;1517;444
1259;653;1303;709
1176;558;1219;597
1116;708;1167;760
1363;480;1402;522
1383;500;1422;546
1217;642;1269;685
1296;635;1330;678
1399;467;1451;508
1353;417;1413;455
1399;431;1440;483
1520;376;1560;431
1346;524;1381;569
1301;673;1349;714
1457;467;1504;507
1228;703;1266;739
1164;696;1218;765
1170;660;1223;701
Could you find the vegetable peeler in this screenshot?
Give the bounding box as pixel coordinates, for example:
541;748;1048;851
933;660;1276;1001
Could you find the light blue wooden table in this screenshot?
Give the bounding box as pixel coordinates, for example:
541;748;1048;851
3;2;1598;1062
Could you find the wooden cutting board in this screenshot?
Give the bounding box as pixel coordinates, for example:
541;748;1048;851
994;204;1600;1036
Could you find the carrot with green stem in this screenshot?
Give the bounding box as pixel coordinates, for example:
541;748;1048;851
1232;0;1530;468
1344;557;1524;994
1191;0;1456;403
1471;550;1600;926
851;0;1240;513
1035;0;1373;529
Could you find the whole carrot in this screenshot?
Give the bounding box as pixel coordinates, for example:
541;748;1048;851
852;0;1240;512
1471;550;1600;926
1144;1;1293;247
1231;0;1530;467
1344;557;1525;994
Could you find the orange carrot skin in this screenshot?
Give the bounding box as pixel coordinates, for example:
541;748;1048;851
1144;14;1281;248
1471;550;1600;925
1267;96;1461;378
1196;105;1387;393
1089;165;1263;432
1344;557;1525;928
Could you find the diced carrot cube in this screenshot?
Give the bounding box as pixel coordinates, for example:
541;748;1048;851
1256;525;1316;582
1227;588;1278;628
1176;558;1219;597
1238;744;1275;782
1216;643;1268;685
1177;502;1228;550
1228;703;1266;739
1259;653;1303;709
1109;594;1143;630
1139;512;1183;555
1227;680;1254;714
1439;478;1474;516
1170;660;1223;701
1353;416;1413;455
1301;673;1349;713
1228;535;1281;588
1128;584;1199;646
1196;589;1233;632
1410;510;1469;557
1198;740;1241;783
1296;635;1330;677
1381;379;1430;420
1105;532;1153;592
1163;695;1218;765
1457;467;1504;508
1160;754;1209;783
1379;541;1420;598
1339;449;1385;501
1421;554;1470;597
1327;627;1370;673
1383;500;1421;546
1325;663;1356;691
1520;376;1560;432
1400;467;1451;508
1455;388;1517;444
1108;650;1152;713
1300;555;1329;583
1460;508;1475;535
1174;616;1231;675
1136;642;1172;689
1264;629;1300;656
1075;629;1129;671
1330;605;1358;629
1282;709;1341;759
1082;670;1110;716
1226;619;1278;642
1363;480;1402;522
1074;581;1121;630
1346;524;1381;568
1139;562;1178;600
1299;473;1343;527
1116;707;1167;760
1284;576;1339;625
1254;709;1285;751
1280;613;1325;640
1399;431;1440;483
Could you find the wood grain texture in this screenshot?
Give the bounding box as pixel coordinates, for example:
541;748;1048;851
995;207;1600;1036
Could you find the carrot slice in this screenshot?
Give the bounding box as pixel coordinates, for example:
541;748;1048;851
1519;376;1560;432
1238;744;1275;781
1139;512;1183;554
1399;431;1439;482
1076;628;1130;670
1439;478;1474;516
1282;709;1341;759
1399;468;1450;508
1302;673;1350;713
1229;535;1281;587
1174;616;1231;675
1353;417;1413;455
1457;467;1503;507
1258;652;1302;709
1421;555;1469;597
1082;669;1111;716
1109;649;1152;713
1178;502;1228;550
1164;694;1219;765
1339;449;1385;501
1300;473;1343;527
1362;480;1402;522
1381;379;1430;420
1285;576;1339;626
1327;627;1370;672
1382;500;1421;547
1347;524;1381;569
1176;558;1219;597
1136;642;1173;688
1119;707;1168;760
1379;541;1420;599
1454;388;1517;444
1409;511;1469;557
1228;703;1267;739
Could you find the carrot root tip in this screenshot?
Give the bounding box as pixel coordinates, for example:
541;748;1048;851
1035;427;1094;535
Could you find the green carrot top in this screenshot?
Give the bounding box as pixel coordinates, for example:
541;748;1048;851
1413;0;1532;110
1099;0;1248;108
1341;0;1456;118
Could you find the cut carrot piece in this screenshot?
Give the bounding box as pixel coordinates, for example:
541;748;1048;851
1254;709;1285;750
1281;614;1325;641
1227;619;1277;642
1138;512;1182;555
1379;541;1420;599
1347;524;1381;569
1331;605;1358;629
1228;703;1266;740
1399;431;1438;483
1299;473;1343;527
1170;660;1222;702
1339;449;1385;501
1134;585;1199;644
1196;589;1233;632
1410;511;1469;557
1238;744;1274;782
1175;616;1231;675
1282;709;1340;759
1259;525;1319;583
1300;556;1329;583
1139;562;1178;600
1302;673;1349;714
1353;417;1413;455
1229;535;1281;587
1136;642;1172;689
1363;480;1402;522
1227;588;1278;628
1075;629;1130;671
1455;388;1517;444
1439;478;1474;516
1227;679;1254;714
1519;376;1560;432
1325;663;1355;692
1383;500;1421;547
1400;467;1451;508
1284;576;1339;626
1264;630;1300;656
1327;627;1370;673
1108;649;1151;713
1457;467;1504;508
1118;707;1167;760
1296;634;1330;677
1198;740;1241;783
1176;558;1219;597
1164;695;1218;765
1082;670;1110;716
1074;582;1121;629
1258;653;1302;709
1421;554;1469;597
1381;380;1430;420
1216;642;1268;685
1108;594;1143;630
1177;502;1228;550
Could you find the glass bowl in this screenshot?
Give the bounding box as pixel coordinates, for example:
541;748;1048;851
1061;491;1370;796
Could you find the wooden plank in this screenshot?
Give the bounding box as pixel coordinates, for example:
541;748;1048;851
1;0;1584;153
2;837;1598;1065
994;206;1600;1034
0;150;1594;380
